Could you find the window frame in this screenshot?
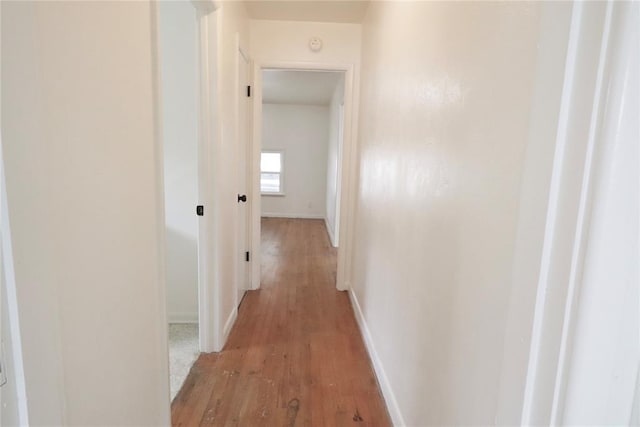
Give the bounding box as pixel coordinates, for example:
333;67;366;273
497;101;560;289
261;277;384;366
260;149;285;196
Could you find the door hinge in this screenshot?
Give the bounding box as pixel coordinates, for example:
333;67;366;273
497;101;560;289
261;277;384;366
247;85;251;98
245;251;250;262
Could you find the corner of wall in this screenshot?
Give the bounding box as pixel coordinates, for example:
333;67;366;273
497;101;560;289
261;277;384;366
222;305;238;345
324;217;337;247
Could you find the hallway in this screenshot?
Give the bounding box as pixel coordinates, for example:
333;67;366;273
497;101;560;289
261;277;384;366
171;218;391;425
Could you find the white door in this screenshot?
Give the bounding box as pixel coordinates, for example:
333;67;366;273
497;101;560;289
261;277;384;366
236;46;251;306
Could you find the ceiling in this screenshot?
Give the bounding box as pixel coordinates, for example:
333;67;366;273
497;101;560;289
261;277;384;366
262;70;343;105
244;0;370;24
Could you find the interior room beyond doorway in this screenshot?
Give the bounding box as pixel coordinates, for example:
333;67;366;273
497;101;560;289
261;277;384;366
259;69;345;250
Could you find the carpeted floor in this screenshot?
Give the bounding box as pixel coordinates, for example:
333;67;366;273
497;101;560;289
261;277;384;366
168;323;199;401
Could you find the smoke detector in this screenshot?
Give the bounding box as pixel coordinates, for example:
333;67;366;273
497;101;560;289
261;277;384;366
309;37;323;52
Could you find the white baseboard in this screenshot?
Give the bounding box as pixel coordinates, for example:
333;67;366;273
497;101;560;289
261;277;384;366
349;289;405;426
168;312;198;324
261;212;324;219
222;306;238;345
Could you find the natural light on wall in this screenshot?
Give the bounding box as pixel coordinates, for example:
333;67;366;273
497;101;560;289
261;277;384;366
260;151;283;194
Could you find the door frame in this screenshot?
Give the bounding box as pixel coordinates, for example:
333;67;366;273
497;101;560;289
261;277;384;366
152;0;220;354
516;1;630;424
193;0;218;354
0;133;30;426
249;61;356;291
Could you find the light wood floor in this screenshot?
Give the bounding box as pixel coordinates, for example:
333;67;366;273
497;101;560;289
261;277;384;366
171;218;391;426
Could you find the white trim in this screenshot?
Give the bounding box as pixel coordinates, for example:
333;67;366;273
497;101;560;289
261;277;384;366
250;61;357;292
168;312;199;324
334;102;345;248
521;7;584;420
521;2;615;424
193;6;218;353
349;289;405;427
324;217;337;247
261;213;325;219
149;3;173;420
550;2;614;422
0;129;30;427
191;0;220;353
222;307;238;344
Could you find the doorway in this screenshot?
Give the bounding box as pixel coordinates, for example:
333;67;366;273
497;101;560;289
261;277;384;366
158;0;201;401
256;69;346;284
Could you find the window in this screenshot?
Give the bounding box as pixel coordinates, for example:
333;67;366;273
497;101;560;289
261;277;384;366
261;150;284;195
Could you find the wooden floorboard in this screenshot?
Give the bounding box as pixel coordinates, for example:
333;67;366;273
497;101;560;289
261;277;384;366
172;218;392;426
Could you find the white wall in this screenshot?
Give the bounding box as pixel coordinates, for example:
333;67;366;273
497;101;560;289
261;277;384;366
1;1;170;424
250;19;362;65
159;0;199;324
352;2;557;425
325;76;344;246
261;103;329;218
